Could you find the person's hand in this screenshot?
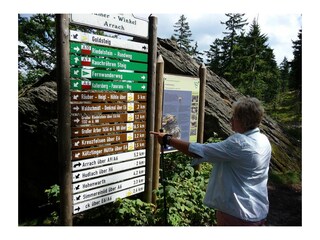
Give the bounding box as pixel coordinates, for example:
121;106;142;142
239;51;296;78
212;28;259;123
150;131;167;145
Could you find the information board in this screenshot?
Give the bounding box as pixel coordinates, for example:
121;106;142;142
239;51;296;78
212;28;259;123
162;74;200;146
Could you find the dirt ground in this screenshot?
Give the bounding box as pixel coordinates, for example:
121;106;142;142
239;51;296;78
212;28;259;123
266;183;302;226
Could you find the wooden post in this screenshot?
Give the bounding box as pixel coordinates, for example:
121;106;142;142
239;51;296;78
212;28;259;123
143;15;158;203
152;55;164;204
56;14;72;226
195;63;207;171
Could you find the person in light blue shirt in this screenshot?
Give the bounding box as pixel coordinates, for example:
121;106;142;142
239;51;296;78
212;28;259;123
151;97;271;226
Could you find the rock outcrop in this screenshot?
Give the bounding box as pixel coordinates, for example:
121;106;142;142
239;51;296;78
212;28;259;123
18;38;301;219
19;70;59;220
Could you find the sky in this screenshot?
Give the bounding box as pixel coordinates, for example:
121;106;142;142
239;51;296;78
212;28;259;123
138;13;302;65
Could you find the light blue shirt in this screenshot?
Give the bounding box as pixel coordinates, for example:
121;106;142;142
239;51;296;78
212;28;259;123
189;128;271;221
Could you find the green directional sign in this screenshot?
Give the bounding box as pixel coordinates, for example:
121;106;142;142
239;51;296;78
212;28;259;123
70;68;147;82
70;80;147;92
70;42;148;62
70;55;147;72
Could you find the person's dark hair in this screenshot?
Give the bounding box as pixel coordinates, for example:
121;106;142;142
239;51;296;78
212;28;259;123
232;97;264;131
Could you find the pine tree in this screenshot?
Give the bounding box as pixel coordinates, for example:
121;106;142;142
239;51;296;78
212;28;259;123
190;41;204;63
205;38;224;75
220;13;248;62
238;18;280;102
279;57;290;92
206;15;281;102
173;14;193;53
206;13;248;79
289;29;302;97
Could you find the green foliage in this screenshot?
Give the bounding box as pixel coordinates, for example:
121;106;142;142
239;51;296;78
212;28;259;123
20;184;61;226
289;29;302;93
115;198;156;225
45;184;60;203
43;184;60;225
269;170;301;186
206;132;223;143
97;198;157;226
279;57;290;92
265;90;301;142
206;13;248;78
154;152;216;226
18;14;56;89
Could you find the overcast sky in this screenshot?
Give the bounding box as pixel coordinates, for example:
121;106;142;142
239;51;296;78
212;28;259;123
138;13;301;65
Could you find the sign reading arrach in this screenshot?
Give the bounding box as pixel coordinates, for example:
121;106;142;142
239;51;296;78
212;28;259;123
71;14;148;38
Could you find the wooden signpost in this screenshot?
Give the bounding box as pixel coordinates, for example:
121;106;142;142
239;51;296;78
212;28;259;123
56;13;157;225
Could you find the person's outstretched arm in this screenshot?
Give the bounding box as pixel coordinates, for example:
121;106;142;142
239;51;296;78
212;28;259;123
150;131;200;158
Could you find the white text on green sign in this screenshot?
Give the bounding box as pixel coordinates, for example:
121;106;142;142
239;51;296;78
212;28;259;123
70;42;148;62
70;55;147;72
70;68;147;82
70;80;147;92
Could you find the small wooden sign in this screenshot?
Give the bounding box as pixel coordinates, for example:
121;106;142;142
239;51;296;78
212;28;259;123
71;102;147;113
71;122;146;137
71;131;146;149
71;92;147;102
71;140;146;160
71;112;146;126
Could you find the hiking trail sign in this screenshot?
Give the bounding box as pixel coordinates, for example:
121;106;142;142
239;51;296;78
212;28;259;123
56;14;157;223
70;14;148;38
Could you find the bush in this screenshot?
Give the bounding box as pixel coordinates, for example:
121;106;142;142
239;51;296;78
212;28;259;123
154;152;216;226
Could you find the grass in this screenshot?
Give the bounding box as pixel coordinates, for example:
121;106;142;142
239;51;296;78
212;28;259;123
265;90;301;141
269;170;301;186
